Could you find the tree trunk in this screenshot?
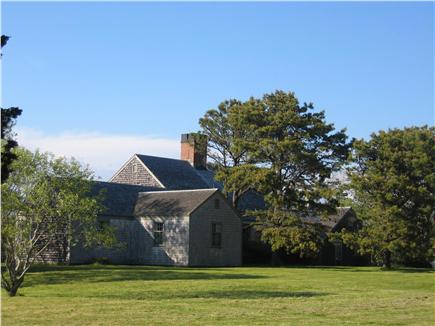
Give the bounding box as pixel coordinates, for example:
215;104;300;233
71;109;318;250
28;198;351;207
6;276;24;297
383;250;392;269
232;192;239;209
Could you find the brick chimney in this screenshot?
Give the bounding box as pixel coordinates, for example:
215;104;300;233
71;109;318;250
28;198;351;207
180;133;207;169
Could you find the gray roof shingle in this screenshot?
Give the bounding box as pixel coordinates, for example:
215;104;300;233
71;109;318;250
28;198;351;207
90;181;160;217
134;189;218;217
194;169;223;189
301;207;353;231
135;154;211;190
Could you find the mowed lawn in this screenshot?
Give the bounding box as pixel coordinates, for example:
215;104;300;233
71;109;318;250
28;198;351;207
2;265;434;325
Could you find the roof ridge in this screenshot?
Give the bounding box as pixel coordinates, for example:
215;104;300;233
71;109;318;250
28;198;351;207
93;180;153;188
135;153;186;162
139;188;218;194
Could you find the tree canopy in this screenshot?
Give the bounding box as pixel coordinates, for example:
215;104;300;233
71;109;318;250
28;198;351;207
1;35;22;183
1;107;23;183
199;98;261;208
1;148;115;296
200;90;351;257
246;91;351;257
338;126;435;268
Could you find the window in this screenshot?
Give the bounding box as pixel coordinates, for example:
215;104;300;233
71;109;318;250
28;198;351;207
153;221;164;246
214;199;220;209
211;222;222;248
133;164;138;173
334;241;343;262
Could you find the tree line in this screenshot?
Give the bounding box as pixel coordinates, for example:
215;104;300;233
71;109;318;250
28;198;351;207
199;91;434;268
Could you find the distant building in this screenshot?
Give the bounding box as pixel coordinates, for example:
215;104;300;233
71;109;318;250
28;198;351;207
39;132;363;266
71;186;241;266
38;133;241;266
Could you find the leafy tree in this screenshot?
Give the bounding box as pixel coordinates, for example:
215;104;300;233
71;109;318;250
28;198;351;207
199;98;262;208
1;35;22;183
1;148;115;296
246;91;351;257
338;126;435;268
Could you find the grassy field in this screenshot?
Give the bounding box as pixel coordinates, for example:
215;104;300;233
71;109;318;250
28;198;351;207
2;265;434;325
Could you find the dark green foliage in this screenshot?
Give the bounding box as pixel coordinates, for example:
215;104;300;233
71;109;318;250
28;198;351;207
1;107;23;183
245;91;351;257
339;126;435;268
1;35;22;183
1;35;9;48
199;98;259;207
200;90;351;257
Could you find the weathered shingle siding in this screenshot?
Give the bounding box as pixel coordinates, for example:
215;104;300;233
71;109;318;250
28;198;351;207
71;216;190;266
111;156;162;188
35;234;68;263
136;216;189;266
189;192;242;266
70;217;141;264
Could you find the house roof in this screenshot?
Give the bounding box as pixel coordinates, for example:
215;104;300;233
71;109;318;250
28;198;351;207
301;207;354;231
134;188;218;217
135;154;211;190
90;181;160;217
194;168;223;189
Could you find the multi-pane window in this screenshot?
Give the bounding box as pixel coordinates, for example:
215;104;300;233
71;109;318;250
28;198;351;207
153;221;164;246
211;222;222;248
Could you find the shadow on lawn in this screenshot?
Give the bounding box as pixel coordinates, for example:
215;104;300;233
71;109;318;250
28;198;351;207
170;290;328;300
278;265;434;274
90;290;330;301
23;264;266;287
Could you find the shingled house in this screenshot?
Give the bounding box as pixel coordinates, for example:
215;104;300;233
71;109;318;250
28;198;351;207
43;132;361;266
66;133;242;266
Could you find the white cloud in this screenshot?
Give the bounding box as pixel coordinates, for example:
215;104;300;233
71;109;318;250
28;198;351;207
16;127;179;180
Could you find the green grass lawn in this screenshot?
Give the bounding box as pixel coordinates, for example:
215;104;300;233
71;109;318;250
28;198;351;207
2;265;434;325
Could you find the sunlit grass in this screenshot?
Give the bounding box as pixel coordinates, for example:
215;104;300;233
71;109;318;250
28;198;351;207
2;264;434;325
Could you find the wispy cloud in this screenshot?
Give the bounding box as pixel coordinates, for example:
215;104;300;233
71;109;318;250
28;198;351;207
16;127;179;180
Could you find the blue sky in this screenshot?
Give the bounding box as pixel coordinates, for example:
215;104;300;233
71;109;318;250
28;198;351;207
1;2;434;178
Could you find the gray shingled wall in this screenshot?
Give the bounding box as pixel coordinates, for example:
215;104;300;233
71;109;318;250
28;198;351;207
136;216;189;266
111;156;163;188
189;192;242;266
70;192;241;267
70;216;190;266
70;217;141;264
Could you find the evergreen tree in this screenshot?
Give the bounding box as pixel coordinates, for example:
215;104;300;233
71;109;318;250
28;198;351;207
246;91;351;257
1;35;22;183
339;126;435;268
199;98;263;208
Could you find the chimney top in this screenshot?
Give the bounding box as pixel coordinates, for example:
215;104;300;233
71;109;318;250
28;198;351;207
181;133;193;143
180;133;207;169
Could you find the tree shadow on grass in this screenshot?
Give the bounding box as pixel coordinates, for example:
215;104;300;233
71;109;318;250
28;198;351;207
22;264;266;287
49;289;330;301
278;265;434;274
170;290;329;300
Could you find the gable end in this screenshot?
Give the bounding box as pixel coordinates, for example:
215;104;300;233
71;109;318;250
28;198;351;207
110;155;164;188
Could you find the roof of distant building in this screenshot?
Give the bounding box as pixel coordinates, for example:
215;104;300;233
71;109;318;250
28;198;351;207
90;181;160;217
135;154;211;190
301;207;354;231
134;188;218;217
